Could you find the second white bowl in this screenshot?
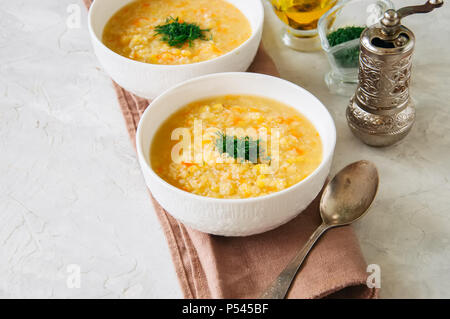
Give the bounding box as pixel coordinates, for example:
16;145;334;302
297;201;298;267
136;72;336;236
88;0;264;99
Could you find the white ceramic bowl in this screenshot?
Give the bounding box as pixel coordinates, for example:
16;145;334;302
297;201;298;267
136;73;336;236
88;0;264;99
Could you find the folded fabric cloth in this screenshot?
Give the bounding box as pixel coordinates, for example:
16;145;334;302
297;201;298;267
83;0;377;299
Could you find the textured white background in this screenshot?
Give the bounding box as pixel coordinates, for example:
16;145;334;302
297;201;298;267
0;0;449;298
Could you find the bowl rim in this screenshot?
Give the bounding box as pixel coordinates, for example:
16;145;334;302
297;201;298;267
87;0;264;69
136;72;337;204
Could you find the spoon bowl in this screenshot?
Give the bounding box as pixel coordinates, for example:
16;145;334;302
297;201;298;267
320;160;379;226
260;160;379;299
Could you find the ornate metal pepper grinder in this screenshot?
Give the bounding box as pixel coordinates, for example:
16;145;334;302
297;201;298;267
346;0;444;147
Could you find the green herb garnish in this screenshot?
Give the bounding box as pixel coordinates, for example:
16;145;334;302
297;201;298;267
154;17;210;48
327;26;365;68
215;132;269;164
327;26;365;47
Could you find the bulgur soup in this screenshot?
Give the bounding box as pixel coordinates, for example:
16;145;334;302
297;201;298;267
150;95;323;199
102;0;252;65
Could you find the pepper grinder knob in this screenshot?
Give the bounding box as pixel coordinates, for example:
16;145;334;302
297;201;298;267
381;10;400;27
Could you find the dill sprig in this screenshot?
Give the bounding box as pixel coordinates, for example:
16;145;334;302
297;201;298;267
154;17;210;48
215;132;269;164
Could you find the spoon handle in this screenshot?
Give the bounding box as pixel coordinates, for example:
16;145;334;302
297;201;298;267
260;222;329;299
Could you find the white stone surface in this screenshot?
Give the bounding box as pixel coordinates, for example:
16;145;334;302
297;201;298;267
0;0;448;298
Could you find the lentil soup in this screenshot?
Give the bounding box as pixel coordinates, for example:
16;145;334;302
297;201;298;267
151;95;323;199
102;0;252;65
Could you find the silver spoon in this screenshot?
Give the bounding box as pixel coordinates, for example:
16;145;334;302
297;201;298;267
260;160;379;299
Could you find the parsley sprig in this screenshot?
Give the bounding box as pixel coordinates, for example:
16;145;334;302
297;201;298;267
154;17;210;48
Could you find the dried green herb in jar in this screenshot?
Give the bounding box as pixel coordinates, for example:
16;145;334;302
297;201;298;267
327;26;365;68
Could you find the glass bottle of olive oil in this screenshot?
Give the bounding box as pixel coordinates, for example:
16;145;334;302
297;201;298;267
271;0;337;30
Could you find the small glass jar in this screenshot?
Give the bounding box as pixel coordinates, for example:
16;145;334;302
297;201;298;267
318;0;394;95
266;0;339;52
